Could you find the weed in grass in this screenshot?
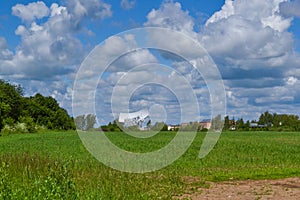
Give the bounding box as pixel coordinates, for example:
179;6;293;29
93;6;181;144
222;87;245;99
0;154;79;200
0;162;12;200
32;161;79;199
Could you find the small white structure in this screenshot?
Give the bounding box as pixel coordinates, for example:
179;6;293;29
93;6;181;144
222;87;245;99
119;109;150;129
167;124;180;131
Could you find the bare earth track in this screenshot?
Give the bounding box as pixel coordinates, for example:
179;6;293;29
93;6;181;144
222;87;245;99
175;177;300;200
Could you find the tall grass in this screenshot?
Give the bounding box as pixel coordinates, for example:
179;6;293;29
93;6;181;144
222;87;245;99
0;153;78;199
0;131;299;199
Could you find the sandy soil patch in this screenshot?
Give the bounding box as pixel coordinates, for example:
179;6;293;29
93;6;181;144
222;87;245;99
175;177;300;200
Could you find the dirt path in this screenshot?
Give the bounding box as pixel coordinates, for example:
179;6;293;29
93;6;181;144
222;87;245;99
175;177;300;200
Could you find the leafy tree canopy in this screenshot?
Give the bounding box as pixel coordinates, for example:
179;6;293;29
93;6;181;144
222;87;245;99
0;79;75;133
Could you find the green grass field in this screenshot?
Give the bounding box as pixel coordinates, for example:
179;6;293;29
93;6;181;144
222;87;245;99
0;131;299;199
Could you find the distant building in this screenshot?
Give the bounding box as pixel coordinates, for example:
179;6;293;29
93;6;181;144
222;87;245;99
167;124;180;131
249;123;267;128
199;119;211;130
250;122;258;127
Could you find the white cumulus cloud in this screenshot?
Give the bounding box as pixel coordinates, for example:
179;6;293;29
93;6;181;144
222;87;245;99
207;0;291;32
12;1;50;22
2;0;113;80
199;0;299;72
145;1;195;37
142;0;300;121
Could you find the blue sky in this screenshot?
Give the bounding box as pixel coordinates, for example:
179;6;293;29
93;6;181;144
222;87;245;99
0;1;224;47
1;0;300;124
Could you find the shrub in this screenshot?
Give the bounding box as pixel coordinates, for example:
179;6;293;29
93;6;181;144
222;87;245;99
19;116;36;133
0;125;15;136
2;117;14;127
0;122;29;136
15;122;28;133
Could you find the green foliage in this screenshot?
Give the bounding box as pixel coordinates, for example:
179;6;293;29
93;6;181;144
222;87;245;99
0;121;30;136
0;162;12;199
259;111;273;125
224;111;300;132
0;159;78;200
33;162;78;199
223;116;230;130
0;79;75;133
236;118;247;130
19;116;36;133
24;94;75;130
0;125;16;136
0;80;23;130
257;112;300;131
2;117;14;127
101;120;122;132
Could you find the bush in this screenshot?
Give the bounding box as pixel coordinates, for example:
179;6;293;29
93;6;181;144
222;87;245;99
19;116;36;133
0;125;15;136
15;123;28;133
0;122;30;136
0;119;41;135
2;117;14;127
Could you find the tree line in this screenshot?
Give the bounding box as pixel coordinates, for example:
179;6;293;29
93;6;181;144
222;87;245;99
223;111;300;131
0;79;75;135
3;78;299;134
98;112;300;132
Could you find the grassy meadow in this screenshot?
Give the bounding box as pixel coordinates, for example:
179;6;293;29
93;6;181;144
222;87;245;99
0;131;299;199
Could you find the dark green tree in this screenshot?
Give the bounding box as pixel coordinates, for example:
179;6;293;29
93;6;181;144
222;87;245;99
223;116;230;131
236;118;245;130
258;111;273;126
0;79;75;132
0;80;23;129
